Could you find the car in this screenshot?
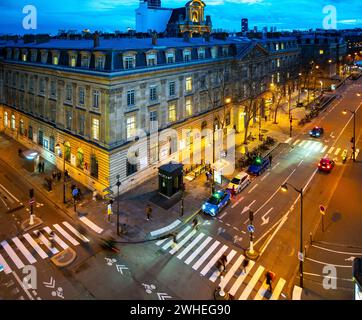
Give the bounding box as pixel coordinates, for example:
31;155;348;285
202;190;231;217
318;158;335;173
247;157;270;176
310;126;324;138
227;172;251;193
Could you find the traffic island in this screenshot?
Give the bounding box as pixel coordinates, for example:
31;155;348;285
245;249;260;261
51;248;77;267
21;217;44;232
214;289;232;301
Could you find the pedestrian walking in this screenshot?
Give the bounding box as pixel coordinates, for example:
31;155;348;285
266;271;275;293
49;231;55;248
220;254;228;270
146;204;152;221
205;171;209;181
57;171;62;181
192;217;199;231
241;258;250;274
38;162;42;173
268;154;273;167
52;171;57;180
171;232;178;248
42;162;45;173
231;185;236;199
264;115;268;122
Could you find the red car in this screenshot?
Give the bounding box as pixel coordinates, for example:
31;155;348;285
318;158;335;173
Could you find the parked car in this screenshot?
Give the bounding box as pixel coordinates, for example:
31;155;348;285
202;190;231;217
227;172;251;193
247;157;270;176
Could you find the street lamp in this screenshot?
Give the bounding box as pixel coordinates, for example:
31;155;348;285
281;182;304;288
342;108;357;162
55;142;66;204
116;174;121;236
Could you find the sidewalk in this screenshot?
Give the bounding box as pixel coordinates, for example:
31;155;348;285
0;90;319;243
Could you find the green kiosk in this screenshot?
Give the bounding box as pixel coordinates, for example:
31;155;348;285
158;162;184;198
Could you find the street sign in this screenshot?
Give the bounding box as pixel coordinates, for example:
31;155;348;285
29;198;35;205
247;225;255;233
319;205;326;215
298;251;304;262
72;188;79;198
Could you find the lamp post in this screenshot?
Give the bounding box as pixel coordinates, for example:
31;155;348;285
116;174;121;236
55;142;66;204
281;182;304;288
342;108;357;162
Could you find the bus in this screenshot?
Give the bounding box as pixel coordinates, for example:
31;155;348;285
353;258;362;300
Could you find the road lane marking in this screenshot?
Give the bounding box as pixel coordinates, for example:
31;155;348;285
231;196;244;209
297;160;304;167
79;216;103;234
177;233;205;260
248;184;258;194
169;229;197;255
328;147;334;154
23;234;48;259
303;141;312;149
306;257;352;268
12;237;36;264
0;183;20;203
293;139;300;146
43;227;68;250
303;272;353;282
12;271;34;300
62;222;90;242
285;137;292;143
0;253;12;274
238;265;265;300
192;241;220;271
334;148;341;155
321;146;328;153
184;236;212;265
209;250;237;282
313;143;322;152
298;140;305;147
270;278;287;300
219;211;228;219
33;230;59;255
260;173;270;181
162;226;191;250
311;244;362;256
254;281;268;300
228;259;256;296
200;245;228;276
1;240;25;269
53;224;80;246
292;286;303;300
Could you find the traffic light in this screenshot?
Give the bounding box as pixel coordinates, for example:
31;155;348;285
29;189;34;198
249;211;254;222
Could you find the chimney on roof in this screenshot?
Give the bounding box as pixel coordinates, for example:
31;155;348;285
93;31;100;48
152;32;158;46
183;31;190;42
203;32;210;42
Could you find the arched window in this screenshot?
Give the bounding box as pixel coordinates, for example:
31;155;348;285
4;112;8;127
90;154;98;179
11;115;15;130
77;148;84;169
64;141;71;163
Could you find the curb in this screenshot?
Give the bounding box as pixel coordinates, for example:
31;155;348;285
21;217;44;232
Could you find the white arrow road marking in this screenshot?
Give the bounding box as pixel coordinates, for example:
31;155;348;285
116;265;129;275
345;256;356;262
43;277;55;289
157;293;172;300
241;200;256;215
261;208;273;226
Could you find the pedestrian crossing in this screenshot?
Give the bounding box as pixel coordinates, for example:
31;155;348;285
291;139;360;159
0;221;89;275
155;224;288;300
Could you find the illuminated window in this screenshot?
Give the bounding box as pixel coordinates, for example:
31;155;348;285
320;50;324;55
183;50;191;62
126;116;136;139
169;104;176;122
53;56;58;65
77;148;84;169
11;115;15;130
70;55;77;67
4;112;8;127
92;119;100;140
185;97;192;117
185;77;193;92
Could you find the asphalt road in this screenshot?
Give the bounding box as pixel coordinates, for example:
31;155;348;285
0;77;361;301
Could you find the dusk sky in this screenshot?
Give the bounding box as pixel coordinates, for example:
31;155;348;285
0;0;361;35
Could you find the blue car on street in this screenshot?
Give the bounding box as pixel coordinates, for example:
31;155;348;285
247;157;270;176
202;190;231;217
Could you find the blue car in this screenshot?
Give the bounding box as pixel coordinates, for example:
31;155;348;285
248;157;270;176
202;190;231;217
310;126;324;138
